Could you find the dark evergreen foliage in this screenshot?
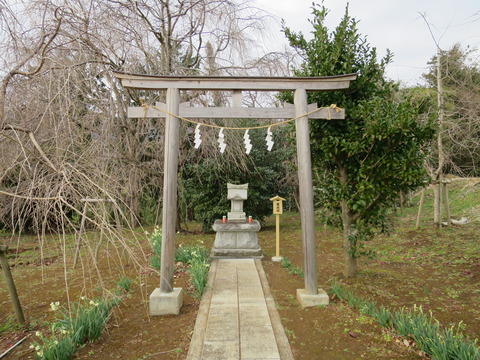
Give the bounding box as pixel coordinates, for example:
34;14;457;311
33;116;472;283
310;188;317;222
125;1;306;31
282;4;435;273
180;124;293;232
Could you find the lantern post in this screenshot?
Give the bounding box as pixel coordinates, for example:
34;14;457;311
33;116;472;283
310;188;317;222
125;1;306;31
270;195;285;262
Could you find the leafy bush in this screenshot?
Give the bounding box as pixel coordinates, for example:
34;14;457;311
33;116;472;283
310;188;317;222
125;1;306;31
58;298;114;345
31;290;122;359
176;243;211;300
147;232;211;300
188;255;210;300
30;327;76;360
175;243;208;265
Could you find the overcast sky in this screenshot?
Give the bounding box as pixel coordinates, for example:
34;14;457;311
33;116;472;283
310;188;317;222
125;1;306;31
254;0;480;86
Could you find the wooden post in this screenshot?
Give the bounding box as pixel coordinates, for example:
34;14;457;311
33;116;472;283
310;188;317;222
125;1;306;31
294;89;318;295
159;88;180;293
270;195;285;262
275;214;280;258
415;189;426;230
434;177;443;229
0;245;25;325
443;182;451;226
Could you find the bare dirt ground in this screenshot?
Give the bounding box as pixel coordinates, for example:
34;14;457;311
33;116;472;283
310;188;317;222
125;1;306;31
1;199;479;359
260;212;479;359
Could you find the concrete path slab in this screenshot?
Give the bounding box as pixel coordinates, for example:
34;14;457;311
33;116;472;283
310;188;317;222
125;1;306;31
187;259;294;360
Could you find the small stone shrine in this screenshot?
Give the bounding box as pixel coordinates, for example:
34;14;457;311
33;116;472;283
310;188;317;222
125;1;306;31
211;183;262;259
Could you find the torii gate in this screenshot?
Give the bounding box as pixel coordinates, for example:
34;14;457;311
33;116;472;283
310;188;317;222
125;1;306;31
113;72;357;314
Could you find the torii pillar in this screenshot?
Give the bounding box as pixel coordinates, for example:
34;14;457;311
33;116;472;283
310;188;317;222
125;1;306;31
149;88;184;315
294;89;328;306
113;72;357;313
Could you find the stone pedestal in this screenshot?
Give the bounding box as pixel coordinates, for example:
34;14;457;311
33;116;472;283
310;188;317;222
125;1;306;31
211;220;262;259
296;288;329;307
149;287;184;315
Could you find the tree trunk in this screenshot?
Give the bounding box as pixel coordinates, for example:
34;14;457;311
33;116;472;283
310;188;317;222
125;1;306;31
129;191;140;228
338;165;357;277
340;200;358;277
434;48;445;229
0;82;6;127
293;186;300;212
415;188;426;230
399;192;405;211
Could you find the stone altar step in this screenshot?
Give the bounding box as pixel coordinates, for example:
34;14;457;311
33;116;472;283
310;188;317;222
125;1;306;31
186;259;294;360
211;220;263;259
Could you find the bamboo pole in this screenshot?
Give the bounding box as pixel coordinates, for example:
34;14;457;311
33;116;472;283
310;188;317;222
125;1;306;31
0;245;25;325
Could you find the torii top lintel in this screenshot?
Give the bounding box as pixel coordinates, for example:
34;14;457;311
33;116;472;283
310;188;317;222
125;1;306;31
112;71;357;92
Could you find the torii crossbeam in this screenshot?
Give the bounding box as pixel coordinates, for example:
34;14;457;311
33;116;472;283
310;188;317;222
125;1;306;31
113;71;357;314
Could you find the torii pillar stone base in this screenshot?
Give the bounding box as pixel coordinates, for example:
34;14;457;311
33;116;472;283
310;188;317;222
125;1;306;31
296;288;329;308
149;288;184;316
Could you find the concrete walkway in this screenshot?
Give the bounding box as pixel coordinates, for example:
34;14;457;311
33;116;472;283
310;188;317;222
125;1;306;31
187;259;294;360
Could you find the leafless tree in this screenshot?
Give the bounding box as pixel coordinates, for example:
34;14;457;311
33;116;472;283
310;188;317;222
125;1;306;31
1;0;292;233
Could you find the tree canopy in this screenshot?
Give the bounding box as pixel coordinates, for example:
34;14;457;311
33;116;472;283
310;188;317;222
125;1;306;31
0;0;283;233
423;44;480;177
283;4;435;276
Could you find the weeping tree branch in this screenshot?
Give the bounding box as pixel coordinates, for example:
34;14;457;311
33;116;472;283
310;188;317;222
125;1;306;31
0;8;62;127
1;124;59;172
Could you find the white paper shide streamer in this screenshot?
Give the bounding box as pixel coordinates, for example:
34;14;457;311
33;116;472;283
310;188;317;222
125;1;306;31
217;127;226;153
243;129;252;154
265;126;274;151
194;124;202;149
